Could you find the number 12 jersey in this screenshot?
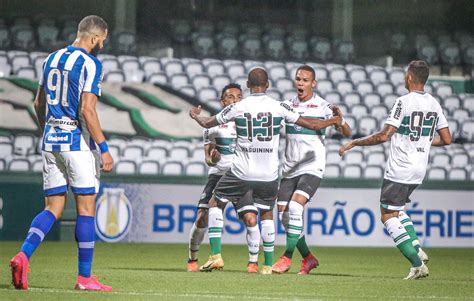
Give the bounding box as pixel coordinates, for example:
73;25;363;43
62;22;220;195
385;91;448;184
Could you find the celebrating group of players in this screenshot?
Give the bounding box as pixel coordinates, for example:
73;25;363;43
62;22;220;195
9;14;451;292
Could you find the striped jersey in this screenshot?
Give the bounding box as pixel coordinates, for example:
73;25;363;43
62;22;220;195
203;122;237;175
384;91;448;184
216;93;300;181
39;46;103;152
282;94;333;179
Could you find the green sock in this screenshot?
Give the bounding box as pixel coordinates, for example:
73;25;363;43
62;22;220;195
296;235;311;258
397;239;422;267
399;211;421;252
284;229;301;258
208;227;222;255
263;241;274;266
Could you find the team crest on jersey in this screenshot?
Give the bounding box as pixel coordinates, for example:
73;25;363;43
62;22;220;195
95;188;133;242
294;124;303;131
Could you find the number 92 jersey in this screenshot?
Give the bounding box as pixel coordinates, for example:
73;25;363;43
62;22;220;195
216;93;300;181
384;91;448;184
39;46;103;152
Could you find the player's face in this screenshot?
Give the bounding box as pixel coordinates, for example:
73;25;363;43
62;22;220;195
221;88;242;107
295;70;316;101
90;30;108;57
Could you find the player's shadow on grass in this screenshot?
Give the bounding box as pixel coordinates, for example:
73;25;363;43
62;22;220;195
0;284;11;289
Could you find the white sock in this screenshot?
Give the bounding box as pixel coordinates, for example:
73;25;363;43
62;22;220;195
261;219;275;256
288;201;304;237
279;211;289;232
384;217;411;246
398;210;421;248
189;223;207;261
208;207;224;240
246;225;260;263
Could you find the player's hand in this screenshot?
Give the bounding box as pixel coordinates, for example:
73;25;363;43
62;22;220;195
333;114;343;127
331;105;343;117
101;152;114;172
339;140;355;157
209;149;221;165
189;106;202;119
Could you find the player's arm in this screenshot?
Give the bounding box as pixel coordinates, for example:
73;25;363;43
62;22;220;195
81;92;113;172
295;115;342;131
189;105;219;128
331;105;352;137
431;127;452;146
204;143;221;166
33;86;46;134
339;124;397;156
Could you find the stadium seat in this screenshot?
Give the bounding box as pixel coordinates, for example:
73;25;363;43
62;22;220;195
388;68;405;85
266;88;282;101
369;69;388;85
344;150;364;164
350;104;369;119
108;145;120;161
206;62;225;77
265;37;286;60
37;24;59;51
363;92;382;107
366;151;386;165
122;145;144;162
168;146;190;161
13;134;35;156
212;75;231;92
183;61;203;78
104;71;125;83
170;73;190;89
164;60;184;77
12;27;36;50
198;87;218;103
226;63;246;80
310;37;332;62
115;160;137;174
357;116;378;136
185;161;207;176
460;119;474;141
329;67;347;83
334;41;355;64
169;19;192;43
451;152;470;167
101;58;120;73
370;105;389;121
316;79;334;95
417;44;439;65
440;43;461;71
463;95;474;112
112;31;137;55
146;146;168;161
343;164;362;178
11;54;30;73
356;81;374;96
435;83;454;98
324;91;342;104
275;78;293;91
241;37;263;59
431;153;451;167
348;68;367;84
376;82;395;96
180;85;197;97
451;108;470;123
383;94;399;108
0;142;13;158
343;92;362;107
161;161;184;175
313;66;328;80
325;164;341;177
448;168;468;181
288;39;309;60
426;167;447;180
138;160;160;175
15;67;36;79
326;151;341;165
142;59;162;77
364;165;384;179
147;72;168;84
217;35;239;58
31;159;42;172
268;65;288;82
395;83;408;96
0;27;11;49
8;158;30;171
191;73;212;90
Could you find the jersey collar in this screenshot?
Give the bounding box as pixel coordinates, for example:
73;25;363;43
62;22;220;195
67;45;89;55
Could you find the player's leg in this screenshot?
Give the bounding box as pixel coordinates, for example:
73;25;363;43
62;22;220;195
69;151;111;290
240;206;259;273
398;210;428;263
188;174;221;271
380;180;428;280
252;178;279;274
11;152;67;290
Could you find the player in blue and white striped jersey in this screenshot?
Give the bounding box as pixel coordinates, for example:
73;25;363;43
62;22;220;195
10;15;113;291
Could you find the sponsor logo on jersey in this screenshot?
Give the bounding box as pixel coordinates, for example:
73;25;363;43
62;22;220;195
95;188;133;242
394;101;402;120
44;132;73;145
280;102;294;112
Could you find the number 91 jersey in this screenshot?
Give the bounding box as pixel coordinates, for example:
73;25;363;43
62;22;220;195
39;46;103;152
216;93;300;181
385;92;448;184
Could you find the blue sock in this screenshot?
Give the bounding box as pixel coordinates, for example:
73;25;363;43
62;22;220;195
75;215;95;277
21;210;56;259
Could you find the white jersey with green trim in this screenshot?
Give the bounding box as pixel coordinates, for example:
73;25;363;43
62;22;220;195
203;122;236;176
282;94;334;179
384;91;448;184
216;93;300;181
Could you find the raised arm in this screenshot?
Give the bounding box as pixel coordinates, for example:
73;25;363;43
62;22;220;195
33;86;46;134
189;105;220;128
339;124;397;156
431;127;452;146
332;105;352;137
295;114;342;131
82;92;113;172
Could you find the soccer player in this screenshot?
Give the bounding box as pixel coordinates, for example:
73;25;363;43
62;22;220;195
272;65;352;275
339;60;451;280
10;15;114;291
189;68;342;274
187;83;242;272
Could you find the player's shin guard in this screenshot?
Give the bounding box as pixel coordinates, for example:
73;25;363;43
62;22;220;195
261;219;275;266
398;211;421;252
284;201;304;259
76;215;95;277
246;225;260;263
208;207;224;255
384;217;422;267
20;210;56;259
189;223;207;261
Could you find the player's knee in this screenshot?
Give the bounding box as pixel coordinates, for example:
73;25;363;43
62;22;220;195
196;209;208;228
288;200;304;215
242;213;257;227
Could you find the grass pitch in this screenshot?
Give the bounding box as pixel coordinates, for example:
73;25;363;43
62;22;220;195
0;242;472;300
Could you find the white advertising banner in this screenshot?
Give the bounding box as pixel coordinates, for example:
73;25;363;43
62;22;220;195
94;183;474;247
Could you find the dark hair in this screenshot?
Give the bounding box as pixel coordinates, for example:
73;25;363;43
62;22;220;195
78;15;108;34
296;65;316;80
247;68;268;88
407;60;429;85
220;83;242;99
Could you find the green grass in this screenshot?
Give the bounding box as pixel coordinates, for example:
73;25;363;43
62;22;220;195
0;242;473;300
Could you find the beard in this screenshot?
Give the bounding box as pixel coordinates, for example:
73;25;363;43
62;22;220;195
90;43;101;57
